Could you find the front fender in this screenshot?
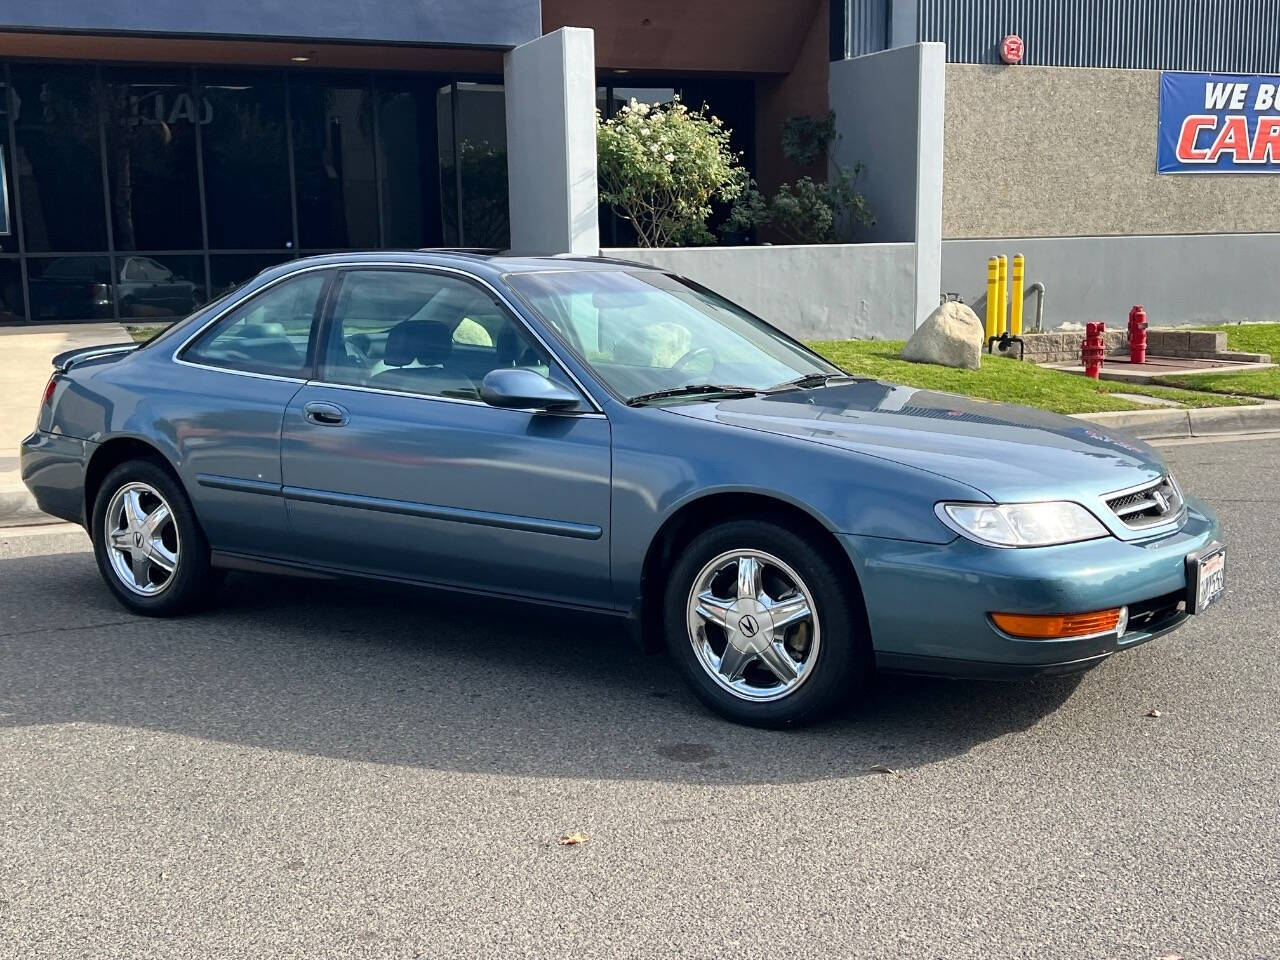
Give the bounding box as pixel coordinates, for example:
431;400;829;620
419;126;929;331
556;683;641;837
609;405;980;610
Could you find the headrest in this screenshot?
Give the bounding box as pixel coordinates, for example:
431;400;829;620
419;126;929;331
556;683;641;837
239;321;287;339
384;320;453;367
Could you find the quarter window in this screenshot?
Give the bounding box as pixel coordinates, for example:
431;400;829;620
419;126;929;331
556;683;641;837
182;271;328;378
320;269;558;401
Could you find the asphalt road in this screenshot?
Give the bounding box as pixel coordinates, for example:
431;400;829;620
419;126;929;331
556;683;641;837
2;438;1278;960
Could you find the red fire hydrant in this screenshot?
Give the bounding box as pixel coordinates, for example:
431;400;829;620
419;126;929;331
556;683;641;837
1082;322;1106;379
1128;305;1148;364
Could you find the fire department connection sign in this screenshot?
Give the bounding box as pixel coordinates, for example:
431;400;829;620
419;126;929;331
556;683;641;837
1158;71;1280;173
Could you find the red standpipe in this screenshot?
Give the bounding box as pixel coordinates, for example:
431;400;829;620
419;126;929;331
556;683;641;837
1128;305;1148;364
1082;322;1106;379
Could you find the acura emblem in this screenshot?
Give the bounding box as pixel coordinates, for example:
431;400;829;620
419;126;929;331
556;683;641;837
1152;490;1169;513
738;615;760;637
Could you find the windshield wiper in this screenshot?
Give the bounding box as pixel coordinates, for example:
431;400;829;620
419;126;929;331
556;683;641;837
768;372;855;392
626;383;762;406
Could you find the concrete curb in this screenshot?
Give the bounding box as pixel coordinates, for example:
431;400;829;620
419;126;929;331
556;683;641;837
1073;401;1280;440
0;484;48;529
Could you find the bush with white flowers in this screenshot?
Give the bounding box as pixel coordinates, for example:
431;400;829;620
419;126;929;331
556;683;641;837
596;97;746;247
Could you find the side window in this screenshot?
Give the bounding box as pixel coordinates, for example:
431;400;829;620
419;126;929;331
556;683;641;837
183;272;328;378
320;269;560;401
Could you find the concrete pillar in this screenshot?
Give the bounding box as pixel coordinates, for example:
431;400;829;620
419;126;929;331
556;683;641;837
503;27;599;256
829;42;945;328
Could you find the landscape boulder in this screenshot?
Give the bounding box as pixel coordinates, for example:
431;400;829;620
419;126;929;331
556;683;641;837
900;301;985;370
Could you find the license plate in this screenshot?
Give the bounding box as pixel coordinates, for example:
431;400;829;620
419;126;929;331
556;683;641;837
1188;544;1227;613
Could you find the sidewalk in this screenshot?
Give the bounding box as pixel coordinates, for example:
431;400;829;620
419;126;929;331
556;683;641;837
0;323;129;527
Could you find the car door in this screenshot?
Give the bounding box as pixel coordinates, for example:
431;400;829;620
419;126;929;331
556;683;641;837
166;267;333;555
278;266;613;608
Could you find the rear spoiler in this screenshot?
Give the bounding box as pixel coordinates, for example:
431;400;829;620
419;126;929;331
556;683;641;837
52;342;138;373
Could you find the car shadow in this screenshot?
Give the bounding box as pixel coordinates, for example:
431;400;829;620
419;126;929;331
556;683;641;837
0;552;1084;786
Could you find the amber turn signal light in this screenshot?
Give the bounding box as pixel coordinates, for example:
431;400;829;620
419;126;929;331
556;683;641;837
991;608;1124;639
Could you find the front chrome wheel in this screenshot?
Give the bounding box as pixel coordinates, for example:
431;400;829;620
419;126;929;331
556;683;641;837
686;549;820;703
104;481;180;596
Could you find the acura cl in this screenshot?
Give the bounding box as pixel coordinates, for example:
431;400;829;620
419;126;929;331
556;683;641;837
20;252;1225;726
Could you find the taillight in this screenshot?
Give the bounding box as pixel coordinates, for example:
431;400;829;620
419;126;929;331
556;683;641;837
42;376;57;407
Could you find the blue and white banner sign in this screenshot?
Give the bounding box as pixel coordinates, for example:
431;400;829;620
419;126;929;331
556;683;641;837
1158;71;1280;174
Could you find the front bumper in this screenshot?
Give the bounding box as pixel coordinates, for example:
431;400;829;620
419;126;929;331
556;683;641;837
19;430;93;526
842;496;1221;677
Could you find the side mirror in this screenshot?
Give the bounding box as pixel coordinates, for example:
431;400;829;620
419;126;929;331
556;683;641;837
480;368;583;412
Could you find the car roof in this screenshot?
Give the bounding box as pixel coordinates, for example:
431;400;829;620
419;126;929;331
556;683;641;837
257;250;663;284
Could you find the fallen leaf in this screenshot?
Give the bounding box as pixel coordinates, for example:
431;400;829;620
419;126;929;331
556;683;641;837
869;764;898;776
558;832;590;846
1146;708;1162;718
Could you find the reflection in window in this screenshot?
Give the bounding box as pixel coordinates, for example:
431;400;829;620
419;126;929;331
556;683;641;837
11;66;108;252
115;253;206;319
200;73;292;250
209;253;294;301
292;77;378;250
437;83;509;249
27;256;114;321
103;70;202;251
184;271;327;378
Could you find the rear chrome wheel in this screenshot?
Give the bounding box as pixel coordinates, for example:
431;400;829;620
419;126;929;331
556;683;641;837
92;459;221;617
104;482;180;596
686;550;820;702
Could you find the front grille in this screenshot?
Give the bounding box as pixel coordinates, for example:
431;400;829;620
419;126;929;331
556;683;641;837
1105;476;1184;529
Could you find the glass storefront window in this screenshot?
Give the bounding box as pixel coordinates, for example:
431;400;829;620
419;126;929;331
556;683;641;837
454;83;508;249
27;255;114;321
102;69;202;252
11;66;109;253
200;72;292;250
0;258;23;322
115;253;207;320
378;78;436;249
0;61;473;323
292;75;379;250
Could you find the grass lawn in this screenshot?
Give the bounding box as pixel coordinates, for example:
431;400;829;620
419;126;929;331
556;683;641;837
1195;322;1280;357
807;339;1260;415
125;324;173;343
1159;369;1280;400
1157;323;1280;400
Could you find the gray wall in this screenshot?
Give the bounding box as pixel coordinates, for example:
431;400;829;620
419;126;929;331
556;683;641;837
602;243;919;342
505;28;599;256
944;64;1280;239
0;0;539;47
830;43;944;329
943;233;1280;329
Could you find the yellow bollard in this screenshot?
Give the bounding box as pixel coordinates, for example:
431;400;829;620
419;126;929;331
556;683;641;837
1010;254;1025;337
996;255;1009;336
985;257;999;340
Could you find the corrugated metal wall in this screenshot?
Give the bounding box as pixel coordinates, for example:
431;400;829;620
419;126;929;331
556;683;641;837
842;0;891;58
916;0;1280;72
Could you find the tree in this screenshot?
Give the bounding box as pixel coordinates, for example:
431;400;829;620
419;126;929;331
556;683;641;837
596;97;746;247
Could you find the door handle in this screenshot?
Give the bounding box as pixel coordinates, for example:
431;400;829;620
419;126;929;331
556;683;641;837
303;401;349;426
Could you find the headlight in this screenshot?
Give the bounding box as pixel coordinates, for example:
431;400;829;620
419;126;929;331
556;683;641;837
938;501;1109;548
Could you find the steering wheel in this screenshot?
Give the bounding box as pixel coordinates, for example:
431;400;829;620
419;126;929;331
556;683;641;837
671;346;717;374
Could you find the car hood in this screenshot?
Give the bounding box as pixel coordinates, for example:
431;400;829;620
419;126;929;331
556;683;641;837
665;380;1167;503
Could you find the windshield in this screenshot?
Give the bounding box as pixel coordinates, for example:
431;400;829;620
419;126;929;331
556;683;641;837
506;269;842;403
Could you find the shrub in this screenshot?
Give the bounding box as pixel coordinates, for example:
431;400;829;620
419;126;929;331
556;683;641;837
597;98;747;247
722;111;874;245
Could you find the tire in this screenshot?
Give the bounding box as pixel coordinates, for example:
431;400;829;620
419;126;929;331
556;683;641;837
664;519;868;728
91;459;222;617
